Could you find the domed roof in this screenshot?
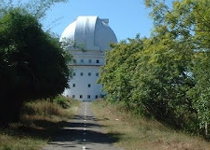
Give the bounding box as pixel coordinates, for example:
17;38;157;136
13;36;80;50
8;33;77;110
60;16;117;51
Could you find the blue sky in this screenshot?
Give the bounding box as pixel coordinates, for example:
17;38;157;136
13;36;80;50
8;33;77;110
14;0;154;41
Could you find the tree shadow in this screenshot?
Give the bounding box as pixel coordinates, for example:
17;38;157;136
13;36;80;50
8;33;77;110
49;128;121;145
0;120;69;140
0;114;122;148
64;122;103;128
46;114;122;146
73;115;98;121
73;115;110;121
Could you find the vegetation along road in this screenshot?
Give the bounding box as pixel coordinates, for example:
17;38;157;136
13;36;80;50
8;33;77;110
42;102;123;150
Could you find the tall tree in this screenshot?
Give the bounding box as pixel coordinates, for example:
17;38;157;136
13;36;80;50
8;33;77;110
0;8;72;124
99;36;145;109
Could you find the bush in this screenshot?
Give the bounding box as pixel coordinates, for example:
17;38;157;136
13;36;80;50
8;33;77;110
23;100;68;119
53;95;70;109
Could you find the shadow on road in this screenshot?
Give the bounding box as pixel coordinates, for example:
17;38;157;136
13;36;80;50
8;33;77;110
47;114;122;147
1;114;121;147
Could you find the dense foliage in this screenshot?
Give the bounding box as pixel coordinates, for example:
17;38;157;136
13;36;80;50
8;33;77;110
0;8;72;124
99;0;210;136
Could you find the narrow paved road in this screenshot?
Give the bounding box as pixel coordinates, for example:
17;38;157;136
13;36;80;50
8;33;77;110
42;102;123;150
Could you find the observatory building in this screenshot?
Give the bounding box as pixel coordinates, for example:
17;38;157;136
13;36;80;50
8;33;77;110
60;16;117;101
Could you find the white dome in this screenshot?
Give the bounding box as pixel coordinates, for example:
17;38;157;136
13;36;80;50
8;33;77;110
60;16;117;51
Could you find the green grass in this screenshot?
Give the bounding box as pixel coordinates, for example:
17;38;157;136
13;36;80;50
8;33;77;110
92;99;210;150
0;96;80;150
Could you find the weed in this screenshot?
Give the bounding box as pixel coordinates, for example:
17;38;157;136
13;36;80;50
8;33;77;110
92;99;210;150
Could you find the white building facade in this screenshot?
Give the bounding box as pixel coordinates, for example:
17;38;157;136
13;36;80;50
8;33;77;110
60;16;117;101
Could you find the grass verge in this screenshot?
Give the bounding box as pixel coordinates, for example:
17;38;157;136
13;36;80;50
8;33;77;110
0;96;80;150
92;99;210;150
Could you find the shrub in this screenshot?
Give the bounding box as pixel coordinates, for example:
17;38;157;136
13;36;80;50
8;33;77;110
53;95;70;109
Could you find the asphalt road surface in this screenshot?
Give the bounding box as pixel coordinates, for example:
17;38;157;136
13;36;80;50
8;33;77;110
42;102;123;150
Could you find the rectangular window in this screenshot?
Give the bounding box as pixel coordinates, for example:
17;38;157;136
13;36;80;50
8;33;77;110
88;72;91;76
80;95;83;99
72;95;75;98
89;59;92;63
88;84;91;88
81;59;84;63
96;60;100;63
80;72;83;76
73;72;76;76
73;83;76;87
87;95;91;99
95;95;98;99
96;73;99;76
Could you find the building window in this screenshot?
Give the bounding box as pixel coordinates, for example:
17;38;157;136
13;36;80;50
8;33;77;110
88;84;91;88
96;73;99;76
80;95;83;99
72;83;75;87
73;72;76;76
96;60;100;63
72;95;75;98
81;59;84;63
88;72;91;76
80;72;83;76
95;95;98;99
87;95;91;99
89;59;92;63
